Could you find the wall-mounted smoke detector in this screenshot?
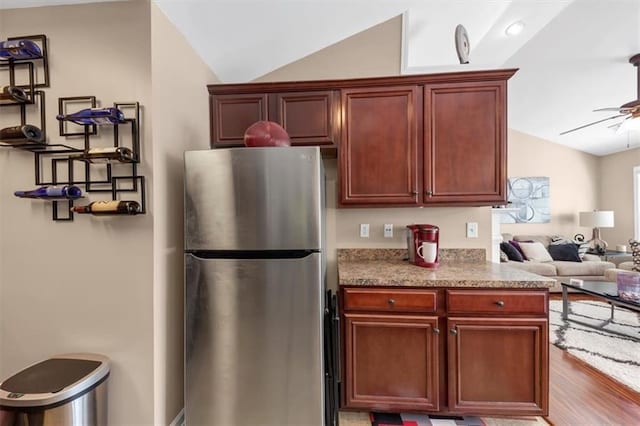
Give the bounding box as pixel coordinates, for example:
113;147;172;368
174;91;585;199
505;21;525;36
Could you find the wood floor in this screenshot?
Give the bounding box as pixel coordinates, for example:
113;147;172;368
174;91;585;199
546;293;640;425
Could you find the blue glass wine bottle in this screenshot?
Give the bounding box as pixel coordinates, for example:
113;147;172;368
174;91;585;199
14;185;83;200
0;39;42;60
56;107;125;126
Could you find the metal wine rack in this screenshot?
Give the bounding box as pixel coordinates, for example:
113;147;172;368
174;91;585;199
0;34;147;221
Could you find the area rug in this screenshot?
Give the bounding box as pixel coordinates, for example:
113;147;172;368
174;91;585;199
338;411;548;426
549;299;640;392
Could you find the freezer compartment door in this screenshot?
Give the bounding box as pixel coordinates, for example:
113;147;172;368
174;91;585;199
184;147;324;251
185;252;325;426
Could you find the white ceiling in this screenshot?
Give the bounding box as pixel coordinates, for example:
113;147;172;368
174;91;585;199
4;0;640;156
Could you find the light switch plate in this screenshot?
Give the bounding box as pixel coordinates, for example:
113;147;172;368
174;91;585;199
360;223;370;238
466;222;478;238
384;224;393;238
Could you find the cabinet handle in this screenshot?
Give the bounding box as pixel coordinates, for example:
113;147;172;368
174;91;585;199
425;190;433;196
433;328;440;334
411;191;418;195
495;300;505;307
387;298;395;306
450;328;458;335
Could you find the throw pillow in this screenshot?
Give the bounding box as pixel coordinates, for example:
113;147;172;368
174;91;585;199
548;243;582;262
499;250;509;263
518;241;554;262
575;241;590;259
500;241;524;262
509;240;529;260
550;235;572;245
630;239;640;272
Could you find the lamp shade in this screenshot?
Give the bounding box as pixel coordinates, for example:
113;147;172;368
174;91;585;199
579;210;615;228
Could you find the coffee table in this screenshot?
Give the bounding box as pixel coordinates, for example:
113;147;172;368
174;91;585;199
561;280;640;324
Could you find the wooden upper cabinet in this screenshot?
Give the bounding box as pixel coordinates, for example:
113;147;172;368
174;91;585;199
207;69;516;206
210;93;268;147
424;81;507;205
271;91;339;146
339;86;421;205
209;87;339;149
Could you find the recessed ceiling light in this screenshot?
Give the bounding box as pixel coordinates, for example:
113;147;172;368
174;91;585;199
505;21;525;36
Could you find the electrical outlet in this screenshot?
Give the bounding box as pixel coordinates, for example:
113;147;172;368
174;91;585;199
466;222;478;238
384;224;393;238
360;223;370;238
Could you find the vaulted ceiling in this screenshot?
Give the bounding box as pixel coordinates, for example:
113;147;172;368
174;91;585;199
3;0;640;156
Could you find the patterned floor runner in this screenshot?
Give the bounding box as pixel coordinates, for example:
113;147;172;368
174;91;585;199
549;299;640;392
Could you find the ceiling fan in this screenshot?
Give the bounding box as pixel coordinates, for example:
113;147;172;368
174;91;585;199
560;53;640;136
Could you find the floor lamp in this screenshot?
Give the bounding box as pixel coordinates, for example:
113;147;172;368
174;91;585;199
579;210;615;255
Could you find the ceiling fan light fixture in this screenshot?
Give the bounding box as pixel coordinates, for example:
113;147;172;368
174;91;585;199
505;21;525;36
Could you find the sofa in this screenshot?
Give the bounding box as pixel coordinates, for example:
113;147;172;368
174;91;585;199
500;233;616;292
604;261;638;281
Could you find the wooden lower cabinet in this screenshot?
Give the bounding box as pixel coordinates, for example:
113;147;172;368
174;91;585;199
343;313;440;411
341;287;549;416
447;317;548;416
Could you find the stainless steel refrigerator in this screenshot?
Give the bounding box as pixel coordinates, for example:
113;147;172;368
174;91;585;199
184;147;336;426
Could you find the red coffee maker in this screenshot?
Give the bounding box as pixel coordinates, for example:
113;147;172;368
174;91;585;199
406;224;440;268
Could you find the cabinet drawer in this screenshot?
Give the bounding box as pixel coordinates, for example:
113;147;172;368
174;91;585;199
343;288;437;312
446;290;547;315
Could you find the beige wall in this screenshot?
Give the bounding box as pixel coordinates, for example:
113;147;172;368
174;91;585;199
599;146;640;248
0;2;154;424
150;4;217;423
502;129;600;239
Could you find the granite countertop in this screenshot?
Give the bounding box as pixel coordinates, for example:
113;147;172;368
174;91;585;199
338;249;555;289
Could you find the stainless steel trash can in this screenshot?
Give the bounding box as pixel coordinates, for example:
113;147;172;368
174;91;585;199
0;353;109;426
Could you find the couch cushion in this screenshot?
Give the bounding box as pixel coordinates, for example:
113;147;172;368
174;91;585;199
518;241;554;262
604;267;640;282
504;261;557;276
619;261;634;271
553;260;615;276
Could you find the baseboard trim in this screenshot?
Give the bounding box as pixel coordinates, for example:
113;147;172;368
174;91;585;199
170;408;184;426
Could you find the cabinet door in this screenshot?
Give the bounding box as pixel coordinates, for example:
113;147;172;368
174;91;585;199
447;317;548;416
424;81;507;205
210;93;268;147
270;91;339;147
343;313;439;411
339;86;421;205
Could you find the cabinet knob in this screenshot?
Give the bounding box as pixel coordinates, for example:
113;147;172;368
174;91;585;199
433;328;440;334
425;190;433;196
411;190;418;195
495;300;505;307
387;298;395;306
450;328;458;335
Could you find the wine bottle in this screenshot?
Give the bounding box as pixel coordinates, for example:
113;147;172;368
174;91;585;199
0;125;44;144
70;200;141;216
0;39;42;60
14;185;82;200
0;85;28;104
69;146;135;163
56;107;125;126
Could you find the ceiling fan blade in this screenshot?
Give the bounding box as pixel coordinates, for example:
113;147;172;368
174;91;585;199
559;114;627;135
593;107;623;112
